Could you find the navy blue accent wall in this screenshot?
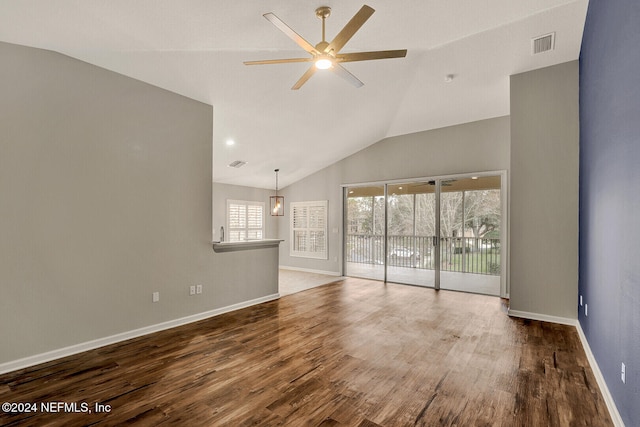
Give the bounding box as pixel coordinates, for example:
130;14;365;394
579;0;640;425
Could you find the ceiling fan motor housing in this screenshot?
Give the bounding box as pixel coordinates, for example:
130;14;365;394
315;6;331;19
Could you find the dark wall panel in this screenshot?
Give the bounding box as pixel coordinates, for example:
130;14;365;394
579;0;640;425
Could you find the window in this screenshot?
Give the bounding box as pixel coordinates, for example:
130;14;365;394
290;201;328;259
227;200;264;242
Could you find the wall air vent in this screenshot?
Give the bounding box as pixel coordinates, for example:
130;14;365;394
532;32;555;54
228;160;247;168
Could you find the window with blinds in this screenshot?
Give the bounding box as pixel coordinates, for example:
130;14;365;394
227;200;264;242
290;201;328;259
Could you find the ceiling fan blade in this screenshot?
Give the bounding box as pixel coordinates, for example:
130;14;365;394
332;64;364;88
337;49;407;63
325;5;375;54
263;12;318;55
292;65;317;90
244;57;313;66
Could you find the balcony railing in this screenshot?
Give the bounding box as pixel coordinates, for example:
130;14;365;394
346;234;500;275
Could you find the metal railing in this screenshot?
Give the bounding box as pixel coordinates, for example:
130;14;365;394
346;234;500;275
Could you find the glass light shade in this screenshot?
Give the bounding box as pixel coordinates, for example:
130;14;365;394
270;196;284;216
315;58;332;69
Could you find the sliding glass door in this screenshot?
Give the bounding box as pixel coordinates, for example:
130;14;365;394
344;185;385;281
386;181;436;287
439;176;502;296
344;174;504;297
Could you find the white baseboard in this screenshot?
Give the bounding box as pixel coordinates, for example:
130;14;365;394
576;322;625;427
0;293;280;375
279;265;342;276
507;309;577;326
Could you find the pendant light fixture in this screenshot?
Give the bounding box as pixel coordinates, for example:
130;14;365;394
270;169;284;216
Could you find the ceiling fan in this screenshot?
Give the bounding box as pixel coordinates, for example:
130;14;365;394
244;5;407;90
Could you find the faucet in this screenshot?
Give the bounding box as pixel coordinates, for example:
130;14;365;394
220;226;225;242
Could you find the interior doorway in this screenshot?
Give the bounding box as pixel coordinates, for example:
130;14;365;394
343;172;506;297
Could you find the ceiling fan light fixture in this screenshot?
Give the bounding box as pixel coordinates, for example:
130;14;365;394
315;57;333;69
244;5;406;89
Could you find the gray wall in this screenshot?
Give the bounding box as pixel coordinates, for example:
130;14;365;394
0;42;277;365
509;61;580;320
579;0;640;423
278;116;511;274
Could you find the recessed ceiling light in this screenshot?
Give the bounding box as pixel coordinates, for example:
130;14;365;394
471;176;478;180
226;139;235;146
444;74;455;83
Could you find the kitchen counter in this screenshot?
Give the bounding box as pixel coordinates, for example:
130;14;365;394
212;239;283;253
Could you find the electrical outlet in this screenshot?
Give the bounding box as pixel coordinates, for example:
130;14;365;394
189;286;196;296
152;292;160;303
196;284;203;294
621;363;626;384
585;303;588;316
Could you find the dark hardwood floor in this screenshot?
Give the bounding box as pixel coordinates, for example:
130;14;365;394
0;278;612;426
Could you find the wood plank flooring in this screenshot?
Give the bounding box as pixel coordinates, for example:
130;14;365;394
0;278;613;426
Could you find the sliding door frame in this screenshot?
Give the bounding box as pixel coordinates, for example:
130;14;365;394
342;170;508;298
435;180;441;290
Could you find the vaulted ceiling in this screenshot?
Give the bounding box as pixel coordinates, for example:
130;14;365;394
0;1;588;189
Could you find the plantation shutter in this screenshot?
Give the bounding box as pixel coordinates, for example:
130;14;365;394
227;200;264;242
247;203;264;240
290;201;328;259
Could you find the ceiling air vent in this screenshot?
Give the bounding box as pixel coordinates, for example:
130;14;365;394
228;160;247;168
532;32;555;54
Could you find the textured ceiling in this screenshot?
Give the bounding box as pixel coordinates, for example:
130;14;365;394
0;0;588;189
